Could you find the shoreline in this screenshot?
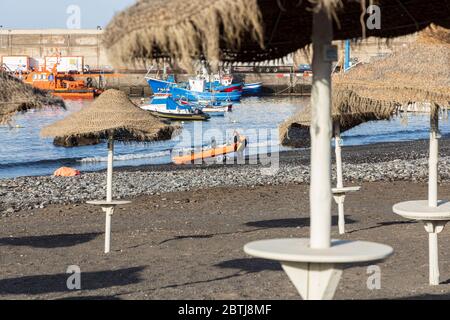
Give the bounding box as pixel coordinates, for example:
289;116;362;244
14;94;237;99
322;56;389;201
116;136;440;173
1;138;450;216
3;135;445;179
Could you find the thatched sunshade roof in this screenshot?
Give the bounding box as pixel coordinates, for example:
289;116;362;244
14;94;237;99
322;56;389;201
280;90;399;147
334;26;450;108
41;89;178;143
104;0;450;69
280;26;450;147
0;71;64;124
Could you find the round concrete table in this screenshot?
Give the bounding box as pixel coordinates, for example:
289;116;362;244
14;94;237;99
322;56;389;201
244;238;393;300
87;200;131;253
393;200;450;285
332;186;361;234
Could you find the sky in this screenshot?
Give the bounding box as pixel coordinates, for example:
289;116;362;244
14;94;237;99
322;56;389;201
0;0;135;29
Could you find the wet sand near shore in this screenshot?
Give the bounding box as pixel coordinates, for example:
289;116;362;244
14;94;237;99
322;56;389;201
2;180;450;300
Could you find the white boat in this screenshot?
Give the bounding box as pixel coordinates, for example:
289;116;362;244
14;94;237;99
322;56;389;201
141;93;210;121
181;97;230;116
201;106;228;116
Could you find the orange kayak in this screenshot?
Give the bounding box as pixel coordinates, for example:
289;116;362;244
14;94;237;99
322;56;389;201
173;136;247;165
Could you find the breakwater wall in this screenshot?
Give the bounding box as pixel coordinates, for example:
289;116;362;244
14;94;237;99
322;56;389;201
89;72;312;97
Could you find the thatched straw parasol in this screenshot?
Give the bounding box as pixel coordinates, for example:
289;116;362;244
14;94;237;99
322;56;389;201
104;0;450;70
104;0;448;299
334;26;450;109
336;26;450;286
42;89;179;253
281;26;450;149
0;71;64;124
280;89;399;148
42;89;177;143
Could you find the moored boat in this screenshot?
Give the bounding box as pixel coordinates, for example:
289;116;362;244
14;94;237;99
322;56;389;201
141;93;210;121
243;82;263;95
180;98;231;116
149;109;210;121
200;106;226;116
171;85;241;102
22;70;102;99
20;54;103;99
146;77;242;102
206;81;243;92
145;77;176;94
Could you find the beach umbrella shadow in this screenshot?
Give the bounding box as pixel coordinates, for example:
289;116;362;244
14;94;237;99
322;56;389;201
245;216;357;229
347;220;416;234
215;258;281;273
58;295;122;300
0;232;102;249
0;266;145;295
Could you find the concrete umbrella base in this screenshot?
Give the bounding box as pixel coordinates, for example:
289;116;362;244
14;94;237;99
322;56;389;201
244;238;393;300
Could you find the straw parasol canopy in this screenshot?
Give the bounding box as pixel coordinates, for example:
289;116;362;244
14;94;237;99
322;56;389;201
281;26;450;147
0;70;64;124
280;90;399;147
104;0;450;69
41;89;178;143
334;25;450;108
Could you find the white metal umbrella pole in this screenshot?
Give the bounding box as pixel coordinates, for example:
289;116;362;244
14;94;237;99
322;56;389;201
429;109;439;207
87;134;130;254
332;122;360;234
334;123;345;234
107;134;114;202
334;124;344;189
425;108;444;285
309;7;333;249
104;134;114;253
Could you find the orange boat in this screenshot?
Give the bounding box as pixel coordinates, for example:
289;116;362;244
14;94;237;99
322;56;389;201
22;69;102;99
21;55;102;99
173;135;247;165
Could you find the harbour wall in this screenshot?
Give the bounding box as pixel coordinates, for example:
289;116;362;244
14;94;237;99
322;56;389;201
85;72;313;97
0;29;107;68
1;29;416;97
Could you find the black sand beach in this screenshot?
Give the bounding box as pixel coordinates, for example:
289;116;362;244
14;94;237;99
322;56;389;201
2;139;450;299
2;181;450;299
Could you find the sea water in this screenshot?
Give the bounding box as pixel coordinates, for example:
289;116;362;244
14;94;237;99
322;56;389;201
0;96;448;179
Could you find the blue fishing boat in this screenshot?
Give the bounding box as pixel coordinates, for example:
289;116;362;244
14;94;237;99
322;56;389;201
204;81;243;93
141;93;210;121
170;85;242;102
146;77;242;102
146;77;177;94
243;82;263;95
